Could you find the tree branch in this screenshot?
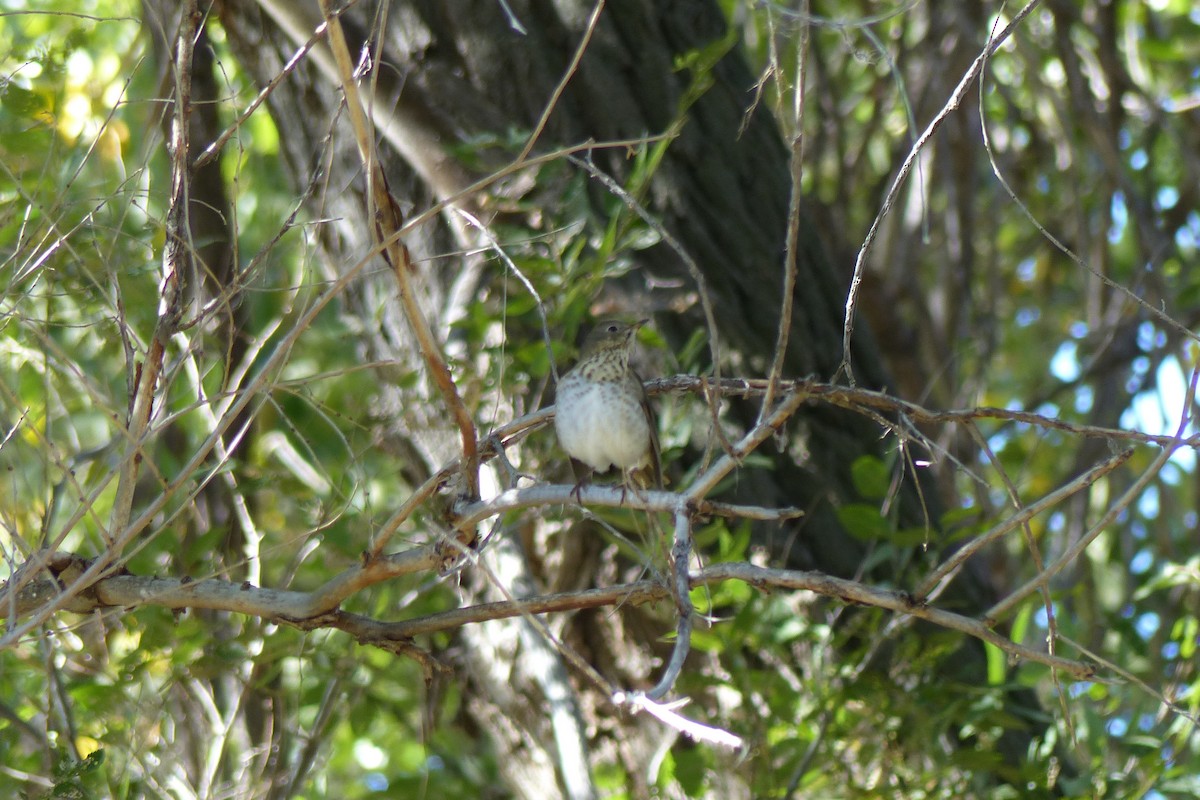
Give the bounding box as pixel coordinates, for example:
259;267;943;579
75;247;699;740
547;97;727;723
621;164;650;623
1;554;1097;680
837;0;1045;384
318;0;481;502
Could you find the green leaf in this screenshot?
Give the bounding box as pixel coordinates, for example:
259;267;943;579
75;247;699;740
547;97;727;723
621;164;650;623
850;454;891;500
1;83;47;118
837;503;891;541
984;640;1006;686
673;743;710;797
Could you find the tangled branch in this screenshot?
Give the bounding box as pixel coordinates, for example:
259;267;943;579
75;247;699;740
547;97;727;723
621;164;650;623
3;376;1140;696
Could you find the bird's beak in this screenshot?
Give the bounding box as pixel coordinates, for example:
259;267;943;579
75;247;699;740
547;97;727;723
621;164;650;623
634;318;649;330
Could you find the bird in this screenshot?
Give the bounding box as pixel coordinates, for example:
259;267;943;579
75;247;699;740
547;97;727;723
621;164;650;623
554;319;662;502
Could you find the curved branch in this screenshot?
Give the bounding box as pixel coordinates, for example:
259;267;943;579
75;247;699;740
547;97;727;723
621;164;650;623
644;507;695;700
318;0;481;501
837;0;1045;384
452;483;802;532
1;554;1096;680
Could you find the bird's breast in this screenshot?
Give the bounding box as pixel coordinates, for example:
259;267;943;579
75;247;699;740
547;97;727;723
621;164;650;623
555;375;650;472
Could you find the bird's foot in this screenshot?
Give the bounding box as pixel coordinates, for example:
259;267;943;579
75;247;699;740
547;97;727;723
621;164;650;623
619;475;648;506
568;458;593;504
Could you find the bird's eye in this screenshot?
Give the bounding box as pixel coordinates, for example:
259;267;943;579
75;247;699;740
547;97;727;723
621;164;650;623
607;324;619;333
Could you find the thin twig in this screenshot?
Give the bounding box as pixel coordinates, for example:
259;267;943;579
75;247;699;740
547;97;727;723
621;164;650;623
837;0;1044;384
454;208;559;383
612;694;744;750
192;11;336;169
687;390;808;502
109;0;199;539
643;507;695;700
966;415;1072;733
318;0;480;501
1056;634;1199;726
915;447;1132;601
700;563;1095;679
965;420;1056;632
987;363;1198;621
760;0;808;421
515;0;606;164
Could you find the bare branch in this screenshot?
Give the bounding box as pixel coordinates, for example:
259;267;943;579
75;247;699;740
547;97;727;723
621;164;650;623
643;508;695;700
837;0;1045;384
192;9;336;169
516;0;606;165
612;694;745;751
987;365;1199;622
760;0;809;421
699;563;1095;679
2;555;1099;683
686;388;808;501
644;375;1197;449
317;0;481;502
452;483;802;532
916;447;1133;601
109;0;199;538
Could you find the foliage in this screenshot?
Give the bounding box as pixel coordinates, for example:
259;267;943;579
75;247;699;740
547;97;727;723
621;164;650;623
2;1;1199;799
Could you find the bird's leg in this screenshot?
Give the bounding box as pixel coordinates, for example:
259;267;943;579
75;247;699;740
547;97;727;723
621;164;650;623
569;457;592;504
620;464;657;505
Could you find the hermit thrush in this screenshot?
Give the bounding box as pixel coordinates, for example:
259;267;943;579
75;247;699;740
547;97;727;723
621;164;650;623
554;319;662;500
